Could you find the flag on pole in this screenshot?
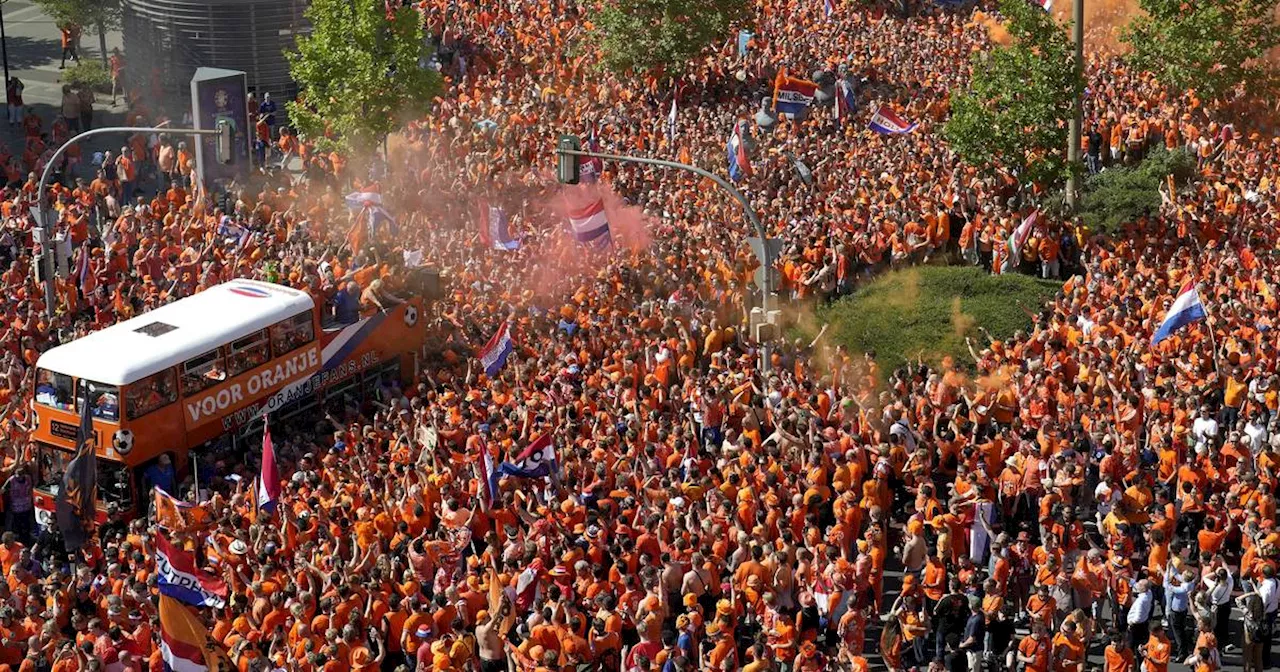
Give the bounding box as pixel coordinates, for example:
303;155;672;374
477;439;499;508
482;203;520;251
868;105;918;134
772;70;819;116
581;126;604;184
727;121;752;182
1151;281;1208;345
825;0;836;17
155;530;228;608
56;383;97;553
153;487;212;532
159;595;233;672
478;323;515;377
257;420;280;515
1007;210;1039;261
495;432;558;480
567;199;612;245
667;98;678;142
834;80;857;124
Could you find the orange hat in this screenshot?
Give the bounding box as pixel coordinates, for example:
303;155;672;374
683;594;698;608
716;599;733;616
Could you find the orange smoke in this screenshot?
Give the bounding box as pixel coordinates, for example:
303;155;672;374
1049;0;1139;55
973;10;1012;46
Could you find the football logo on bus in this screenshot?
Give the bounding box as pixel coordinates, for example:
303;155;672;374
229;286;271;298
113;429;134;456
404;305;419;327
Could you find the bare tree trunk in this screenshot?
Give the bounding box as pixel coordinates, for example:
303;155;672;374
97;20;108;66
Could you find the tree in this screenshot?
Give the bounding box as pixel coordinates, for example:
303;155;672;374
942;0;1083;188
31;0;121;65
590;0;751;76
1121;0;1280;100
286;0;442;155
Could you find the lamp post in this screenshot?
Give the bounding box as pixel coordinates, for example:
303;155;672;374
554;145;776;372
36;123;234;317
1;0;11;85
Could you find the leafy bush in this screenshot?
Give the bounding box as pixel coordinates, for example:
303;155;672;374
1076;147;1195;235
802;266;1060;380
63;60;111;91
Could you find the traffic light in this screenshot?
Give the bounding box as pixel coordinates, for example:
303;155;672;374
557;134;581;184
215;119;234;164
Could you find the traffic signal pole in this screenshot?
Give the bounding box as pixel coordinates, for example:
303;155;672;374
555;145;775;373
34;124;232;318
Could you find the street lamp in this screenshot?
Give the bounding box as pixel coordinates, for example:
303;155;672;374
35;122;235;316
554;136;777;372
1;0;11;85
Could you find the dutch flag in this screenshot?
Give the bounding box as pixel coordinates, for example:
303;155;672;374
567;198;612;246
727;121;752;181
868;105;918;134
479;323;515;377
1151;281;1208;345
257;420;280;515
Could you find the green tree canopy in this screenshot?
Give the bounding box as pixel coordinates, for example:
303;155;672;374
30;0;120;29
1121;0;1280;101
286;0;443;154
590;0;751;76
942;0;1082;188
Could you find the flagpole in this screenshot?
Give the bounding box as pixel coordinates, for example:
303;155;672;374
191;453;201;503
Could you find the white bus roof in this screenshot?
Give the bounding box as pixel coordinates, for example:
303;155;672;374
37;280;315;386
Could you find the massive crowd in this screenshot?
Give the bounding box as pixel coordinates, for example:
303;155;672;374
0;0;1278;671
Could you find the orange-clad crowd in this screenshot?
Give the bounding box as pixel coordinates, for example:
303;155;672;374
1;0;1278;671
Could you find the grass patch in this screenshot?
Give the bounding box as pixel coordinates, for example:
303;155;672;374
804;266;1061;380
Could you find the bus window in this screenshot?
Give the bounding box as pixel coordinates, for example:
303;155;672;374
34;369;75;410
35;444;134;511
227;330;271;378
182;349;227;396
126;369;178;419
269;312;315;357
36;443;71;495
81;381;120;421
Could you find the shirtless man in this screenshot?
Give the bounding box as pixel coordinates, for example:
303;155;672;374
477;595;509;672
902;522;928;579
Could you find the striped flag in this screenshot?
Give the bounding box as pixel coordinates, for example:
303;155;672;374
567;199;611;245
159;595;232;672
478;323;515;377
155;530;228;608
257;420;280;515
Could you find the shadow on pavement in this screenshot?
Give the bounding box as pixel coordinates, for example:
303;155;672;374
4;35;64;71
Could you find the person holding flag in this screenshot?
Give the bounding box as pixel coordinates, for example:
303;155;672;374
56;381;97;554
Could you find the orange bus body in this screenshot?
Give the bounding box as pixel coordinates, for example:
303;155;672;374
30;293;426;525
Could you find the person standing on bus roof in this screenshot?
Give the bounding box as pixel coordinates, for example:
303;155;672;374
143;454;176;496
334;280;360;324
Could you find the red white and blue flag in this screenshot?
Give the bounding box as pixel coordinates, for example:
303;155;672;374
1152;281;1207;345
480;203;520;251
479;323;515;377
567;199;612;245
824;0;836;17
834;80;857;125
727;121;752;182
581;126;604;184
868;105;918;134
477;439;499;508
155;530;228;608
257;421;280;515
773;71;819;116
496;432;558;480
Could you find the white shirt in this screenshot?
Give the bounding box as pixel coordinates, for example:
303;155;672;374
1128;588;1154;625
1193;416;1219;445
1260;577;1280;615
1205;571;1235;607
1245;420;1268;454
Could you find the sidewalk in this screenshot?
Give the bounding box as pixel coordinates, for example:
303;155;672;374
3;0;129;180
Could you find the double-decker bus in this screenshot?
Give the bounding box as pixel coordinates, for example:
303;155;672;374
29;278;427;524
